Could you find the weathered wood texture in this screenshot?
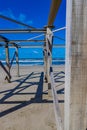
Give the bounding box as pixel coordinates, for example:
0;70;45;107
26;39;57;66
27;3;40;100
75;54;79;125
45;27;53;96
48;0;62;26
46;28;53;83
44;27;53;82
65;0;87;130
5;44;11;82
15;47;19;77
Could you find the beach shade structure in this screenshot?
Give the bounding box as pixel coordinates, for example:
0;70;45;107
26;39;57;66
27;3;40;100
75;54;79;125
0;1;64;130
0;0;87;130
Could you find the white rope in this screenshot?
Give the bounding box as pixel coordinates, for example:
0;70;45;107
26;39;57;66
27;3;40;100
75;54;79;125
53;26;66;33
27;34;44;40
17;26;66;45
25;26;66;41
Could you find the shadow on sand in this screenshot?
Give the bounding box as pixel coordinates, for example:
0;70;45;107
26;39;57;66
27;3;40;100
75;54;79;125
0;71;65;117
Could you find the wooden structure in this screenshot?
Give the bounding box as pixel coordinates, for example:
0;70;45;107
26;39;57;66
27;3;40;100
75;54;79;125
0;1;63;130
0;0;87;130
65;0;87;130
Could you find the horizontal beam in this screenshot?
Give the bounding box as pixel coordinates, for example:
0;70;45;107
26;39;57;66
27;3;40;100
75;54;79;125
0;44;65;48
0;29;46;33
48;0;62;26
55;44;66;48
0;36;45;43
17;45;44;48
19;44;65;48
9;40;45;43
0;14;35;29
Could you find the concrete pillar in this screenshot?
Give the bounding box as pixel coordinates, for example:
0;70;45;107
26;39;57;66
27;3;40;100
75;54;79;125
65;0;87;130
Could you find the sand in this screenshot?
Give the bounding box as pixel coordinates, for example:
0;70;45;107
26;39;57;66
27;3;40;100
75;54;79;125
0;65;65;130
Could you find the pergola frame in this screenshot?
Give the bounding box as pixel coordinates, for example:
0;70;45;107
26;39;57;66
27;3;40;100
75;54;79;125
0;1;86;130
0;1;63;130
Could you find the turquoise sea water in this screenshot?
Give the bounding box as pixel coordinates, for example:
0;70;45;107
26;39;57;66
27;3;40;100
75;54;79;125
0;48;65;65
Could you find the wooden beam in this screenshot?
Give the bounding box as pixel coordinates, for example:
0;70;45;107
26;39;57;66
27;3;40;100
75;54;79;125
5;43;11;82
15;47;19;77
0;29;46;33
45;27;53;96
48;0;62;26
9;40;45;43
0;44;65;48
43;42;48;82
0;40;45;43
0;14;35;29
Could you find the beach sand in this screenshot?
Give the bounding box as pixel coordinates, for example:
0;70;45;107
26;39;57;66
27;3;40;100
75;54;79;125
0;65;65;130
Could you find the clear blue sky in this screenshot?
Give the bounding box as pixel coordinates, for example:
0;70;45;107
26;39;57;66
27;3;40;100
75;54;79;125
0;0;66;45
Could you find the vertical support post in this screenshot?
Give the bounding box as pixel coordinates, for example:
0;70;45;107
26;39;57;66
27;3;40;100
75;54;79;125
5;43;11;82
45;26;53;96
65;0;87;130
15;47;19;77
43;41;48;82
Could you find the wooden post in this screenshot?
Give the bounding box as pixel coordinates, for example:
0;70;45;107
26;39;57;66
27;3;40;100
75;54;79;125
15;47;19;77
65;0;87;130
45;26;53;96
5;43;11;82
43;42;48;82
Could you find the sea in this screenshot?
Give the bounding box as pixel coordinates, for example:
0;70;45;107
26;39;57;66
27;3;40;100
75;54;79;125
0;47;65;66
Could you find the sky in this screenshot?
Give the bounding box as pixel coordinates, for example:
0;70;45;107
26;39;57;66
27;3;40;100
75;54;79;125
0;0;66;45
